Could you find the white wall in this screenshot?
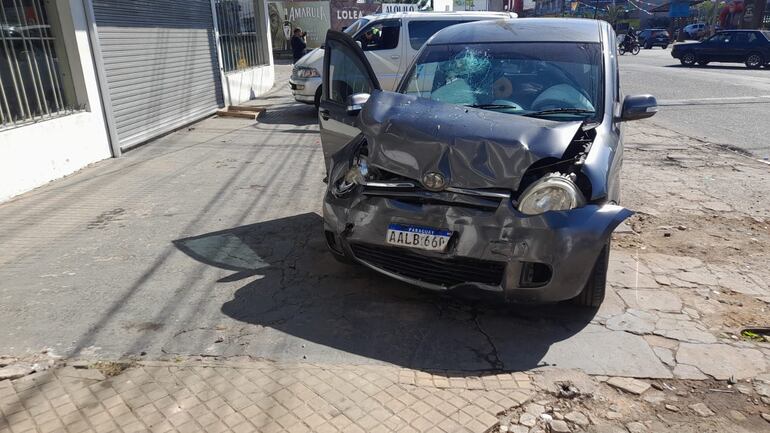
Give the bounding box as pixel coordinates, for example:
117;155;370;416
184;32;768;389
224;64;276;105
0;0;112;203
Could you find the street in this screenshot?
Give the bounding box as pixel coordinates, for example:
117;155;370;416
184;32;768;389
0;61;769;433
620;48;770;158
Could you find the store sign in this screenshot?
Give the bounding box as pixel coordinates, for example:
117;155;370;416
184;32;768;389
330;0;381;30
268;1;331;50
382;3;419;13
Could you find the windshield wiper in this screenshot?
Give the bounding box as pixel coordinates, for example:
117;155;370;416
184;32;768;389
464;104;518;110
523;108;596;117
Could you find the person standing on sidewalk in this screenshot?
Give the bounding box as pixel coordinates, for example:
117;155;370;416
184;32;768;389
291;28;307;63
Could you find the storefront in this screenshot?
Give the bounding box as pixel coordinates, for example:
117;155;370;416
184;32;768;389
1;0;274;201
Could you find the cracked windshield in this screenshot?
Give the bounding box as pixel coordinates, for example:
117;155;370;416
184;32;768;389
2;0;770;432
404;42;602;120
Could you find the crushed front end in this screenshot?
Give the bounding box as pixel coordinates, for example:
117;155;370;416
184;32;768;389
322;92;632;303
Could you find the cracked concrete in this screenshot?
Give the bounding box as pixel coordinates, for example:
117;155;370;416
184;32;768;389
0;64;768;391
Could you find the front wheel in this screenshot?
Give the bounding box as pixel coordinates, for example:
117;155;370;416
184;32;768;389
746;53;764;69
618;45;626;55
572;243;610;308
631;45;641;55
680;52;697;66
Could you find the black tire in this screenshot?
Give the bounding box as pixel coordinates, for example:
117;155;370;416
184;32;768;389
680;52;697;66
746;52;764;69
662;44;668;49
631;45;640;55
573;243;610;308
313;86;323;110
644;43;652;49
618;46;625;55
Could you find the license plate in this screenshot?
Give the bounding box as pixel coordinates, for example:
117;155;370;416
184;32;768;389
386;224;452;252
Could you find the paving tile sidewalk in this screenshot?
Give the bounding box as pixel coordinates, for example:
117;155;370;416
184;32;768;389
0;361;533;433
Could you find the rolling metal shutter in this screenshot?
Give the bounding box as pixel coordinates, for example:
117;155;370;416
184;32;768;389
92;0;224;150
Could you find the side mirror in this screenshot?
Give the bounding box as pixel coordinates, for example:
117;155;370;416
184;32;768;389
356;40;363;49
620;94;658;122
346;93;370;115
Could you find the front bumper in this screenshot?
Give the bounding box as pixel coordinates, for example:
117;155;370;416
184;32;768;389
323;191;632;303
289;76;321;104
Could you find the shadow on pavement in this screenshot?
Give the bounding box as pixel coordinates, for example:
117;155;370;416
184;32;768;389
664;63;764;71
174;213;597;375
255;103;318;128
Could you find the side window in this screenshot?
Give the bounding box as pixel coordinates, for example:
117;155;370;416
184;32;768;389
357;21;400;51
408;20;466;50
709;33;732;44
732;33;749;45
327;40;373;104
747;32;760;45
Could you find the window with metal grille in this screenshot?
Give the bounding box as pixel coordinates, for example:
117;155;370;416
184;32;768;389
215;0;270;73
1;0;78;130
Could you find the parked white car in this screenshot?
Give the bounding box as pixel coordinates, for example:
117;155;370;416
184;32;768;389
289;11;516;108
683;22;706;39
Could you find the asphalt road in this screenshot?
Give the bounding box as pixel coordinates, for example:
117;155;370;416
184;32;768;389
619;47;770;158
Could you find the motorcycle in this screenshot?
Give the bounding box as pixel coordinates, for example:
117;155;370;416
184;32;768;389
618;36;641;55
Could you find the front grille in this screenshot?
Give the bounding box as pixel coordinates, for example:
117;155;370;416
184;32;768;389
350;243;506;287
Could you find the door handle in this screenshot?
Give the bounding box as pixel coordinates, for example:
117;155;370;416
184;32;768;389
390;55;400;60
319;108;330;120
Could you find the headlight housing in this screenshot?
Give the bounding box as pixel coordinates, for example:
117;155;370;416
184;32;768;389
333;157;368;196
294;67;320;79
517;173;585;215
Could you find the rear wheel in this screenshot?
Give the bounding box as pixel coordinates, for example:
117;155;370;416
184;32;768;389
644;43;652;49
631;45;640;55
662;44;668;49
746;53;764;69
573;243;610;308
680;52;697;66
697;60;709;66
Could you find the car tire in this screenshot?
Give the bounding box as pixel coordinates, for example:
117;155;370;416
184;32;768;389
644;43;652;49
572;243;610;308
662;44;668;49
680;52;696;66
697;60;709;66
746;52;764;69
314;86;323;110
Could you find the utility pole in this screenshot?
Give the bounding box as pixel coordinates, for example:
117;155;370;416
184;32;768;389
593;0;599;19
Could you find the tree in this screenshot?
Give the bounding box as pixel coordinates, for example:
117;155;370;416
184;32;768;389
605;4;625;27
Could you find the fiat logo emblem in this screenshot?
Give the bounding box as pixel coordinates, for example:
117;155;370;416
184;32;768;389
422;172;447;191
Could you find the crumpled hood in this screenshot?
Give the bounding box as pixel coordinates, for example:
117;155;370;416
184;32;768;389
359;91;583;191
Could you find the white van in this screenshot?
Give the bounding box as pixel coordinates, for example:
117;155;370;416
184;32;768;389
289;11;516;107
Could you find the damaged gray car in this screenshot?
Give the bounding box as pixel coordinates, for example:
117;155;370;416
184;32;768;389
318;18;658;307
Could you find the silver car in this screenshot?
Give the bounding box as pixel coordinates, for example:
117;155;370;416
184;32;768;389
318;18;658;307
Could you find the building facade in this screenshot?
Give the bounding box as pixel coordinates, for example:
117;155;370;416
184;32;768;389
1;0;274;202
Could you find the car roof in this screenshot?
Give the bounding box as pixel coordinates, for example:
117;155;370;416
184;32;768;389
643;28;666;31
364;11;516;21
427;18;603;45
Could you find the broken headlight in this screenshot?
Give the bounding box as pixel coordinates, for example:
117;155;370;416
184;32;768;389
333;157;369;196
517;173;585;215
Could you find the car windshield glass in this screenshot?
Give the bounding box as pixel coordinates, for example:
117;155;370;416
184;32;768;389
400;42;603;121
344;18;369;36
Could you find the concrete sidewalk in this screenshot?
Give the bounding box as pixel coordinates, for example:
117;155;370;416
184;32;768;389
0;360;534;433
1;63;770;433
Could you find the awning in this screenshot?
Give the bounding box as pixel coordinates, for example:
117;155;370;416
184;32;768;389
649;0;706;13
